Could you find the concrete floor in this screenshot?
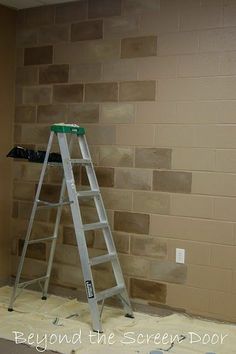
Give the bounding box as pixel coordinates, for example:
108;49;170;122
0;339;58;354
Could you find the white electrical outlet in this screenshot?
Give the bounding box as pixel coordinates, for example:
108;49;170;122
176;248;185;264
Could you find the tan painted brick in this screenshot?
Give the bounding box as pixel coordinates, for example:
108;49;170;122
215;149;236;173
53;84;83;103
114;211;149;234
136;101;176;124
131;236;167;258
55;1;87;24
153;171;192;194
37;104;67;123
115;168;151;190
178;54;219;77
116;125;155;146
85;82;118;102
210;244;236;269
101;188;132;211
139;9;179;34
88;0;121;18
94;230;130;254
15;106;36;123
19;124;50;144
102;60;138;81
135;147;171;169
68;104;99;124
150;260;187;284
199;28;236;52
130;278;166;303
70;63;101;83
82;166;114;187
16;28;37;47
38;24;69;44
13;162;42;182
13;182;35;201
187;264;232;292
104;16;139;39
85;125;115;145
121;36;157;58
39;64;69;84
24;86;51;104
55;244;78;266
63;225;94;247
214;197;236;221
172;148;215;171
101;103;134;124
159;32;199;55
11;256;47;280
209;291;236;322
71;20;103;42
120;254;150;277
137;56;177;80
54;40;120;64
150;214;235;244
133;191;170;214
99;146;133;167
16;67;38;86
24;46;53;66
119;81;156;101
192;172;236;197
171;194;213;219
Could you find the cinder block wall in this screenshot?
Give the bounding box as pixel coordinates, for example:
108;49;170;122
12;0;236;322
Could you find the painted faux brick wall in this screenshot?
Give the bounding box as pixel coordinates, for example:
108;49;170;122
12;0;236;322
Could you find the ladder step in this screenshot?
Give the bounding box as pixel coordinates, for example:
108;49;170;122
37;200;72;209
96;285;125;302
90;253;116;266
28;236;56;244
18;276;49;288
70;159;91;164
83;221;108;231
77;190;100;198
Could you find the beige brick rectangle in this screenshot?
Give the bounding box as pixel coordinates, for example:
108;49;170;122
171;194;213;219
133;191;170;214
178;54;219;77
24;46;53;66
131;235;167;258
121;36;157;58
119;80;156;101
55;1;87;24
119;254;150;277
158;77;236;101
39;64;69;85
150;260;187;284
85;83;118;102
99;146;133;167
68;103;99;124
159;31;199;55
187;264;232;292
103;16;139;39
115;168;151;190
137;56;177;80
199;28;236;52
16;67;38;86
215;149;236;173
139;9;179;35
123;0;160;15
155;125;195;148
135;147;171;169
214;197;236;221
100;103;134;124
23;86;52;104
13;182;35;201
54;40;120;64
71;20;103;42
15;106;36;123
85;125;116;145
38;24;69;45
19;124;50;144
150;214;235;244
116;125;155;146
172;148;215;171
88;0;121;18
37;104;67;123
209;291;236;322
102;59;138;81
101;188;132;211
210;244;236;269
130;277;166;303
70;63;102;83
53;84;83;103
136;102;176;124
192;171;236;197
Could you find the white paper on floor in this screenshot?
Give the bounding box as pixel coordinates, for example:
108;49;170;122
0;286;235;354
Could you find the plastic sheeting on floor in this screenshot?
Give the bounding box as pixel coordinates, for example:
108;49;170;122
0;286;235;354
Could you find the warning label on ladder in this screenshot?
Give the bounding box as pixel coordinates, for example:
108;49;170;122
85;280;94;299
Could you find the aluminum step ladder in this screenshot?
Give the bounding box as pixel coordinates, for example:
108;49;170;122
8;123;134;332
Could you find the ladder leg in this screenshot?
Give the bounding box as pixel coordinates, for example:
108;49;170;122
8;132;55;311
41;177;67;300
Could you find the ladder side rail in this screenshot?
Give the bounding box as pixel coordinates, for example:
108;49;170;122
58;132;103;332
9;131;54;309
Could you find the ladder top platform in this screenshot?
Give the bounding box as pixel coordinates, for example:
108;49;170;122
51;123;85;135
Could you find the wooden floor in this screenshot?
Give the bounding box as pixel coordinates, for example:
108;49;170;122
0;339;58;354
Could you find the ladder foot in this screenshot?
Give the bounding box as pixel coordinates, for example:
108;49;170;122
8;308;14;312
93;329;103;334
125;313;134;319
41;296;47;300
